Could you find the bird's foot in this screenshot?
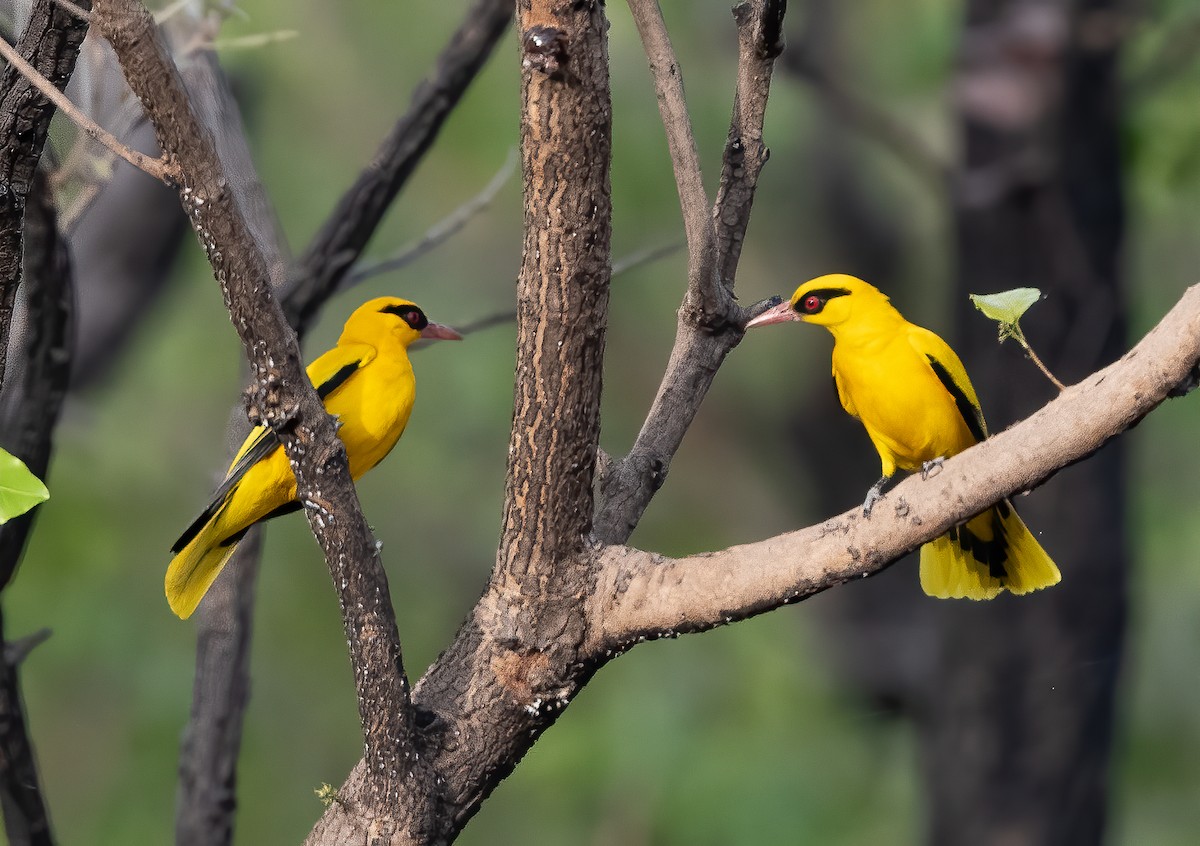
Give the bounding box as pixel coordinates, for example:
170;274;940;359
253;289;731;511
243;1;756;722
862;473;897;518
921;457;945;480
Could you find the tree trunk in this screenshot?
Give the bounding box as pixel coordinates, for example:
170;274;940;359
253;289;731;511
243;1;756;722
922;2;1128;843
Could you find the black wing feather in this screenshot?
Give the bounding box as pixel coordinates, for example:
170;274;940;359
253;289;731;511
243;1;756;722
926;355;987;443
172;359;363;553
316;361;360;401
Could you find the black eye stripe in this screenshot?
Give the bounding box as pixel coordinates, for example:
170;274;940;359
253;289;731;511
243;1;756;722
793;287;851;314
380;303;428;330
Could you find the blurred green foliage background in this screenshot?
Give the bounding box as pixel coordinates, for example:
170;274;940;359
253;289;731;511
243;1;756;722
6;0;1200;843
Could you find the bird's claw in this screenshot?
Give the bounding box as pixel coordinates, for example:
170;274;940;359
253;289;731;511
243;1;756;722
862;473;899;517
921;457;945;480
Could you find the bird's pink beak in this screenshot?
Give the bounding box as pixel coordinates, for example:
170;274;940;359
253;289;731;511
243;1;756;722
744;298;800;329
420;322;463;341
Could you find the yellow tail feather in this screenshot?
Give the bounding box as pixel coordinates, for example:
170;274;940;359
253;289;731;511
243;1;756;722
165;521;240;619
919;503;1060;600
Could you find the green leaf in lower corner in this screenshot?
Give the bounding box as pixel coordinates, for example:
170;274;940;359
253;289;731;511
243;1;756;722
969;288;1043;325
0;448;48;524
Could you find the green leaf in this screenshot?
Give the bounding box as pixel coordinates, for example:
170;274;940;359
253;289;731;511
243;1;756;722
969;288;1042;325
0;448;48;524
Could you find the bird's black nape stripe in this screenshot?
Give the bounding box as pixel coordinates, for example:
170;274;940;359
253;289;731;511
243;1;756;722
317;361;360;401
926;355;986;443
380;302;428;331
804;287;852;301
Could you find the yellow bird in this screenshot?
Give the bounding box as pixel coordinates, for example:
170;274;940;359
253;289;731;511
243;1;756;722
745;274;1060;600
166;297;461;619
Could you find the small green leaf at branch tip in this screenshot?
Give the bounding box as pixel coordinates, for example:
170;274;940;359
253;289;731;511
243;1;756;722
970;287;1042;326
0;448;49;524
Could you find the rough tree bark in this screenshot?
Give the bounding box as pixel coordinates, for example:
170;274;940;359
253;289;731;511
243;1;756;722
92;0;427;838
0;171;74;846
0;0;89;384
310;0;617;838
0;3;88;843
176;2;514;844
284;0;514;335
16;1;1192;844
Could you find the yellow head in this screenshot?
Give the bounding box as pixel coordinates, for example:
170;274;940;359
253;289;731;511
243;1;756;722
339;296;462;347
744;274;894;331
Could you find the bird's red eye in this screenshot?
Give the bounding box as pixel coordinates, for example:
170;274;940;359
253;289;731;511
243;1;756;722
802;295;822;313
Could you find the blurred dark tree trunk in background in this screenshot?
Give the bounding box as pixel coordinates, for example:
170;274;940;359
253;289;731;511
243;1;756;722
789;0;1130;841
923;1;1128;844
785;0;941;713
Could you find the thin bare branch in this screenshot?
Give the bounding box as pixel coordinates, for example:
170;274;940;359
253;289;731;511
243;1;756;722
438;240;681;341
343;148;516;289
710;0;784;291
593;0;786;543
175;533;260;846
588;283;1200;652
165;10;292;843
611;239;683;276
782;43;949;193
0;35;174;182
51;0;91;20
284;0;513;335
3;629;51;667
91;0;420;815
626;0;712;268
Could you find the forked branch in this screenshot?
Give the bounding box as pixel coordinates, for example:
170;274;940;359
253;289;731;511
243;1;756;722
90;0;418;812
594;0;787;542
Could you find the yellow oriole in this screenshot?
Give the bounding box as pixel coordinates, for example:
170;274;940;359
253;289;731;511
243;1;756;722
166;297;460;618
746;274;1060;600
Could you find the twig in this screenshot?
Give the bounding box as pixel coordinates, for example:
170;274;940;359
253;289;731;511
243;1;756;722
3;629;51;666
433;240;682;342
51;0;91;20
593;0;786;543
175;533;260;846
0;612;55;846
92;0;417;810
284;0;513;335
626;0;713;275
343;147;516;289
0;36;175;182
611;239;683;276
1021;339;1067;392
451;308;516;338
782;44;949;194
711;0;784;297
